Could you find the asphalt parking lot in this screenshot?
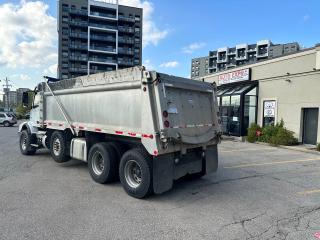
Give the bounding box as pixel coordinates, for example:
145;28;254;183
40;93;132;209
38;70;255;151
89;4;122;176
0;124;320;240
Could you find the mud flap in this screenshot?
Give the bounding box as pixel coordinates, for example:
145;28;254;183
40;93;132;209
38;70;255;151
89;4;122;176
205;145;219;174
153;153;174;194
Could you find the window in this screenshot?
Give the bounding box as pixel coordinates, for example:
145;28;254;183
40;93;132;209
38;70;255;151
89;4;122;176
135;15;140;21
263;100;276;126
0;113;5;118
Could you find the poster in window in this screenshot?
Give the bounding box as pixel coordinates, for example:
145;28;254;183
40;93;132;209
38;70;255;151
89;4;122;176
263;100;276;126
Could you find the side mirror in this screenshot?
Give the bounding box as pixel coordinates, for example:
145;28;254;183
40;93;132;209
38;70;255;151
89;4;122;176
22;92;29;107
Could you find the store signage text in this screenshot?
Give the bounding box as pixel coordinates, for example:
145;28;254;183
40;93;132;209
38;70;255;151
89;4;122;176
264;101;276;117
218;68;250;85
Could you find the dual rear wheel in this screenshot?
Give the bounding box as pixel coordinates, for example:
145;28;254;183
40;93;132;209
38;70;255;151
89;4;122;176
88;143;153;198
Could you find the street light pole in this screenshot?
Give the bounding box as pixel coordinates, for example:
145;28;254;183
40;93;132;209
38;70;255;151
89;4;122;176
2;77;12;112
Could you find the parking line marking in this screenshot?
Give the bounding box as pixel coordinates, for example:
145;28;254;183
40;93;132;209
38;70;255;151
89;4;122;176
220;148;275;153
224;158;320;169
298;189;320;195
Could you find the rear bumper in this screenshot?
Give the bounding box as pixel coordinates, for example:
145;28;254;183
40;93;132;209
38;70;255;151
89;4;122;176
152;145;218;194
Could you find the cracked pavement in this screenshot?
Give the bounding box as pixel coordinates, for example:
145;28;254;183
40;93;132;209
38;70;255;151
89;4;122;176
0;125;320;239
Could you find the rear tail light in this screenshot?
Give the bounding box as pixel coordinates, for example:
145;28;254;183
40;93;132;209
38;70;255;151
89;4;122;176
162;110;168;118
164;120;170;128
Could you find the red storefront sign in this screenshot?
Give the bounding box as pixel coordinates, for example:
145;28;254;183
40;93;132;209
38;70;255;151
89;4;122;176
218;68;250;85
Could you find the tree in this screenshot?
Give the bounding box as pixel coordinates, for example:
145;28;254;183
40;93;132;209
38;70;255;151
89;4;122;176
15;104;28;118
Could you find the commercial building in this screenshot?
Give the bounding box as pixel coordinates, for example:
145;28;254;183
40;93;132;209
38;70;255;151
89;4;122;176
58;0;143;79
3;91;17;108
2;88;31;108
191;40;300;79
199;44;320;145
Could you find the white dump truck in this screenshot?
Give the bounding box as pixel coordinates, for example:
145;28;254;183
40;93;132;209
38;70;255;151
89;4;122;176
19;67;221;198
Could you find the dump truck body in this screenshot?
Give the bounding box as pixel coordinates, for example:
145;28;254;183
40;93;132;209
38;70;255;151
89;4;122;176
19;67;221;198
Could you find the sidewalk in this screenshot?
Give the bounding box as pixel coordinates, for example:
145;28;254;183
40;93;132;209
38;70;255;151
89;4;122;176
222;135;320;155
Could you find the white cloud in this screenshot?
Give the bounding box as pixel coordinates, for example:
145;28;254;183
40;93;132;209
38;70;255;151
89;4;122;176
303;14;310;22
119;0;168;47
0;1;57;68
182;42;206;54
20;74;31;81
159;61;179;68
143;59;154;70
43;63;58;76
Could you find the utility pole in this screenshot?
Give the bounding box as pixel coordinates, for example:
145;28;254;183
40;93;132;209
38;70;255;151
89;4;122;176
1;77;12;112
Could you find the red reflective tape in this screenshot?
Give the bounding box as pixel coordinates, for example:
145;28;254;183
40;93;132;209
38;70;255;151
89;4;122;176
315;232;320;239
95;128;102;132
153;150;158;156
128;132;136;136
142;134;154;139
48;122;52;126
59;123;63;127
115;131;123;135
71;125;75;128
79;126;84;130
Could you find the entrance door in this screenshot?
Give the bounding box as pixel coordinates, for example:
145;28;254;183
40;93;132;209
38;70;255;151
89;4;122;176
303;108;319;145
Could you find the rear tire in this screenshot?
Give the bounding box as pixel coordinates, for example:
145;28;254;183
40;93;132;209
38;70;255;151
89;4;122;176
119;148;153;199
50;131;71;163
4;121;10;127
20;130;36;155
88;142;118;184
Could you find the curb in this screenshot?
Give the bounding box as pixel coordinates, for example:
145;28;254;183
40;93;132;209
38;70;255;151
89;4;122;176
255;141;320;155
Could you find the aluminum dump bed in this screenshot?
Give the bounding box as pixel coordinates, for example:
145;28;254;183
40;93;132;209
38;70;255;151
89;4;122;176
41;67;220;155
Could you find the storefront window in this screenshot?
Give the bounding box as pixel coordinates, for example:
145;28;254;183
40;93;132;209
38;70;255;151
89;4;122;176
229;95;241;135
263;100;276;126
218;82;258;136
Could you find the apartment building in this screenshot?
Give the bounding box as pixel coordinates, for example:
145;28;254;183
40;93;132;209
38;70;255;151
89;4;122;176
191;40;300;79
58;0;143;79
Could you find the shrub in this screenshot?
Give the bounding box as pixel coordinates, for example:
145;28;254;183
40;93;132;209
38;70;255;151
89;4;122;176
247;123;262;143
260;119;284;143
247;119;298;146
269;127;298;146
317;143;320;152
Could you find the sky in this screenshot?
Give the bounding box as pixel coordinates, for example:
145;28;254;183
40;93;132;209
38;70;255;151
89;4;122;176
0;0;319;95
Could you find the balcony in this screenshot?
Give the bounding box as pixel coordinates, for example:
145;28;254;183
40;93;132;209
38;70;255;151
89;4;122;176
118;38;134;44
69;67;88;73
89;22;117;30
90;35;116;42
118;15;135;23
118;26;134;34
69;9;88;16
69;32;88;39
118;48;134;55
69;21;88;28
89;68;114;74
90;11;117;19
69;56;88;61
89;45;116;52
89;57;117;63
118;60;134;66
69;44;88;50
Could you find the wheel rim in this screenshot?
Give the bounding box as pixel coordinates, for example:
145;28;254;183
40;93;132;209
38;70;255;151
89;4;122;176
92;151;104;176
124;160;142;189
4;122;9;127
53;138;61;156
21;134;27;151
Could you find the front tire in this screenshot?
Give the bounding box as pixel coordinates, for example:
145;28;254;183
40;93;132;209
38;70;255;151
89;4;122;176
88;143;118;184
50;131;70;163
4;121;10;127
20;130;36;155
119;148;153;199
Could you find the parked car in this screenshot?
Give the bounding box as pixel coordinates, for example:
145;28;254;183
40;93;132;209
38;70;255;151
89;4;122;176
0;112;17;127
